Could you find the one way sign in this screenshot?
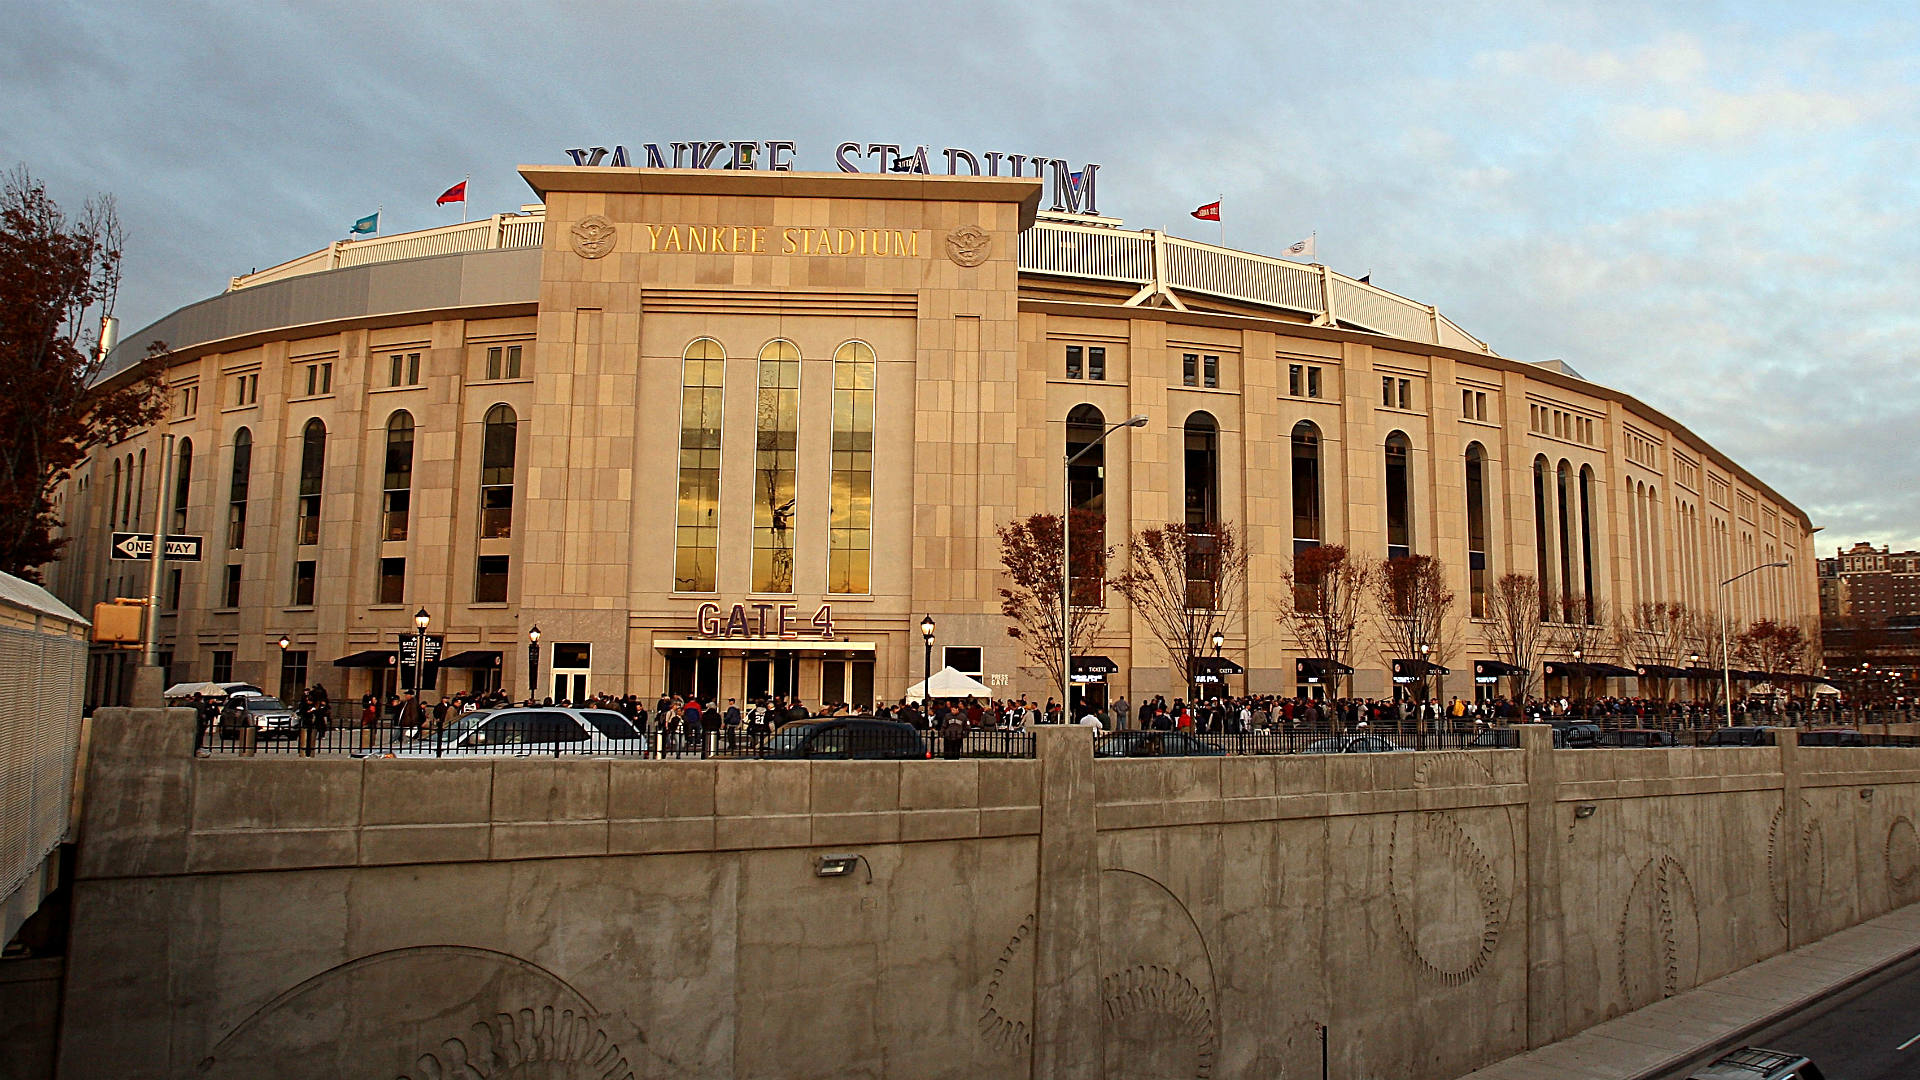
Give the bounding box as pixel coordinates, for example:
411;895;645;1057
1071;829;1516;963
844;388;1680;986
110;532;204;562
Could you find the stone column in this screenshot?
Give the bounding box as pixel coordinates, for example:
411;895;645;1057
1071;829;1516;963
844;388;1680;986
1778;728;1811;948
1521;723;1566;1047
1031;724;1100;1079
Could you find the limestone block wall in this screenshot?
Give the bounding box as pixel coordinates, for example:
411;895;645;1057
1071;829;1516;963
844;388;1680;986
53;713;1920;1080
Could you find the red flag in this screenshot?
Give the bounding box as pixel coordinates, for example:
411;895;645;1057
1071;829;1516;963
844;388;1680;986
1191;201;1220;221
436;181;467;206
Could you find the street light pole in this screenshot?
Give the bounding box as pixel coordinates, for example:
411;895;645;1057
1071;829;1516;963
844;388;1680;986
1064;414;1148;723
1719;560;1789;728
413;607;431;703
527;625;541;703
920;614;936;718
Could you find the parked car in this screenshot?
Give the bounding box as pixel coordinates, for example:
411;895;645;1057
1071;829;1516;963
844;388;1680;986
1550;721;1602;748
760;719;927;760
1094;730;1228;758
1798;729;1867;747
1468;727;1565;749
221;694;298;740
1686;1046;1824;1080
1596;728;1678;748
1298;734;1410;754
390;707;641;757
1707;726;1775;746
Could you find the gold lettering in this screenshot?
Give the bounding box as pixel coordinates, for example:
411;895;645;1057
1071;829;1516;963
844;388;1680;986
715;226;734;253
858;229;868;255
900;230;918;257
752;227;766;253
836;229;855;255
696;602;721;636
781;228;797;254
689;227;706;253
646;224;666;251
815;229;832;254
734;227;750;253
664;226;681;252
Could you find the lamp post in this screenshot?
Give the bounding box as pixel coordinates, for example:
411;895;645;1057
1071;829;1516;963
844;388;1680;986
920;614;936;718
1719;561;1789;728
1063;414;1148;722
527;625;541;704
1211;629;1225;701
277;634;290;696
413;607;430;702
1689;652;1701;707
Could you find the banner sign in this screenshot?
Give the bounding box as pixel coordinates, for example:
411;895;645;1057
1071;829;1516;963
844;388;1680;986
696;602;835;640
564;140;1101;216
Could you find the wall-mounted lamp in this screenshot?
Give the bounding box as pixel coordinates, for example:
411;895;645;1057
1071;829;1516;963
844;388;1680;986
1861;789;1876;802
1574;803;1598;820
815;854;871;881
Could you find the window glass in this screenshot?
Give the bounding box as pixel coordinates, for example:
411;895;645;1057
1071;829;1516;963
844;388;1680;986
1385;433;1411;558
384;411;414;541
675;339;724;591
1088;346;1105;381
228;428;251;549
1065;345;1082;379
830;341;875;594
754;340;800;592
480;404;516;538
297;419;325;546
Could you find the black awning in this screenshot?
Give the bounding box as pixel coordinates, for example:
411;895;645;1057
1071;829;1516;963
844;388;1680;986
1474;660;1529;678
1391;658;1451;677
1545;661;1634;678
1296;657;1354;676
332;649;397;668
439;650;503;669
1634;664;1692;679
1193;655;1245;674
1072;655;1120;675
1590;662;1637;678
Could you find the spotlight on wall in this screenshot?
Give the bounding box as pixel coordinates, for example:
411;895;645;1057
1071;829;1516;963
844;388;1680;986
1573;803;1598;820
1862;789;1876;802
816;854;866;879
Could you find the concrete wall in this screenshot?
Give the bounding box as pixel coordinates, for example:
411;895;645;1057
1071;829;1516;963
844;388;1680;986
55;711;1920;1080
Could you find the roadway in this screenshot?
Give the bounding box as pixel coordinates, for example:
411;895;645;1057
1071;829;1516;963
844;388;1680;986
1665;950;1920;1080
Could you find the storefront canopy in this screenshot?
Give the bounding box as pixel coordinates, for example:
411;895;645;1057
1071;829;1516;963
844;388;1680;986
1544;661;1637;679
1633;663;1692;679
906;666;994;702
1071;655;1120;675
1192;656;1245;674
1472;660;1529;679
1391;658;1451;677
332;650;397;668
438;650;503;669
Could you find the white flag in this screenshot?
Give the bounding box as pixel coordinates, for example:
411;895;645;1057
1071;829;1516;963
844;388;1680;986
1282;234;1316;259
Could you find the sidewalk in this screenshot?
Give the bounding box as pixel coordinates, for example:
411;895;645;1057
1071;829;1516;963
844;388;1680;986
1454;901;1920;1080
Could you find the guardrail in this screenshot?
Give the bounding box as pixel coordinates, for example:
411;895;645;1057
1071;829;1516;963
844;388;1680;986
228;214;545;290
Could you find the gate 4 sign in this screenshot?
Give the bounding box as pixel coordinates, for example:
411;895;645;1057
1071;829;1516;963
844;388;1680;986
109;532;204;561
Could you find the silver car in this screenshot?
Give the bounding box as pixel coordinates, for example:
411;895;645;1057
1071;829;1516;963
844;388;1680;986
389;707;642;757
228;694;299;740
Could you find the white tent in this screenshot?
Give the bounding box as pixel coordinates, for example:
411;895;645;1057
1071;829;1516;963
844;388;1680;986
905;665;994;702
165;681;231;699
1812;683;1843;697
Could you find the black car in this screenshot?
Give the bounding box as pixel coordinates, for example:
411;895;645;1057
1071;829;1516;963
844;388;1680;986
1596;728;1678;748
1550;721;1602;748
1469;727;1566;749
1686;1046;1823;1080
761;719;928;759
1798;729;1867;747
1707;726;1775;746
1094;730;1228;758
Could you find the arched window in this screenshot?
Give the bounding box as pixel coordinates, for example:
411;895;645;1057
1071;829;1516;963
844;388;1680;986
1465;443;1489;617
754;340;800;593
296;420;325;546
1067;404;1107;605
1183;412;1218;529
829;341;875;594
383;411;415;541
1384;432;1412;559
134;449;146;527
1578;465;1597;615
1556;460;1575;618
1291;422;1321;554
227;429;251;549
109;458;121;533
675;338;724;592
1533;456;1554;620
479;405;516;539
171;439;192;532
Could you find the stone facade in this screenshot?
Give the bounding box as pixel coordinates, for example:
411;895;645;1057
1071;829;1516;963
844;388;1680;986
49;168;1819;711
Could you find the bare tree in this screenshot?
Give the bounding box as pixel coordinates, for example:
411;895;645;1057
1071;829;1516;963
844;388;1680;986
1483;572;1546;700
1371;554;1456;702
1277;544;1371;698
1683;606;1742;704
1112;521;1249;697
1615;600;1691;700
0;166;168;577
1734;619;1810;681
996;509;1110;693
1546;590;1611;700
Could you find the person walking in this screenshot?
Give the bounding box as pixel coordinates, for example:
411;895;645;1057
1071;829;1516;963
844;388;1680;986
941;712;967;759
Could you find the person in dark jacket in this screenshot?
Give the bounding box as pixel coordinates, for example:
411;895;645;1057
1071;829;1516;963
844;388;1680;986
941;714;968;759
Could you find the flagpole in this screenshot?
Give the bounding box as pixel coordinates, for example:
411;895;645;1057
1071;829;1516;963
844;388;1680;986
1217;192;1224;247
376;204;382;237
462;174;469;224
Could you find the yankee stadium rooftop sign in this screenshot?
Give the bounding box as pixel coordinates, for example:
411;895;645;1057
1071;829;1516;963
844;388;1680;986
564;140;1101;215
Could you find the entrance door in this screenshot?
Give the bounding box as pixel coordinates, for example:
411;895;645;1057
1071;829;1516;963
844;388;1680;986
669;651;722;703
745;655;798;703
821;659;874;711
1070;681;1107;715
552;643;591;703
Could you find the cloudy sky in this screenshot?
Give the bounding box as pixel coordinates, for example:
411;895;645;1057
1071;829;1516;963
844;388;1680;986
10;1;1917;551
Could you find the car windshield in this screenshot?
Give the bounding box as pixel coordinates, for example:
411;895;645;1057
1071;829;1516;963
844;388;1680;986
407;711;492;744
580;711;638;739
767;723;821;752
244;697;285;712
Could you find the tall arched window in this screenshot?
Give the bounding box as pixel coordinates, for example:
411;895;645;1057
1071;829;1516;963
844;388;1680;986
134;449;146;527
1291;422;1321;555
1533;456;1554;619
754;340;800;593
171;439;192;532
1067;404;1107;605
829;341;875;595
109;458;122;533
675;338;724;592
383;411;415;541
479;405;516;539
228;429;251;549
1384;432;1412;559
296;420;325;546
1183;412;1218;528
1465;443;1489;617
1578;465;1597;614
1556;460;1575;618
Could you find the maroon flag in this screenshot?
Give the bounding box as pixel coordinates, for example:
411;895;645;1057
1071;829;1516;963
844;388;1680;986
1191;201;1220;221
436;181;467;206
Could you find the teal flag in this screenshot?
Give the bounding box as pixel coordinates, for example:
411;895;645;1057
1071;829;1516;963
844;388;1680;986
350;212;379;235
